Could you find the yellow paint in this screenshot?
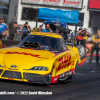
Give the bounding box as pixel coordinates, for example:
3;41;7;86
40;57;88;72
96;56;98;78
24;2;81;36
0;33;85;83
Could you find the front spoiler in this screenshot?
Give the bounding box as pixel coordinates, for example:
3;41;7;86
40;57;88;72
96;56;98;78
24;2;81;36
0;70;52;84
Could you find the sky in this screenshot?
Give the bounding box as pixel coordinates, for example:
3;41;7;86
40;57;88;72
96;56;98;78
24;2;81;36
0;0;9;3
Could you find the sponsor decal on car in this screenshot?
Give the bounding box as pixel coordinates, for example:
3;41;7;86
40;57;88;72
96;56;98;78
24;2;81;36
4;52;49;59
77;46;86;61
52;76;59;83
79;47;85;57
10;65;17;68
79;47;86;60
8;78;14;80
56;54;74;71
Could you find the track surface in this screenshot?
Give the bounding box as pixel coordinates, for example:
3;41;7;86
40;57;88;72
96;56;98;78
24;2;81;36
1;57;100;100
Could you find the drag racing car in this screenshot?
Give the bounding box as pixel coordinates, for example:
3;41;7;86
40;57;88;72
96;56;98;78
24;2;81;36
0;32;86;84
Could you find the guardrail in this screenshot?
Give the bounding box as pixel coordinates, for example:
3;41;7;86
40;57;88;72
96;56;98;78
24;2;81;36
2;40;20;47
2;33;22;41
0;40;2;48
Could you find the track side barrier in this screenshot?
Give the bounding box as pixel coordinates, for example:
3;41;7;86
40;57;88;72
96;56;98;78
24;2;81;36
2;40;20;47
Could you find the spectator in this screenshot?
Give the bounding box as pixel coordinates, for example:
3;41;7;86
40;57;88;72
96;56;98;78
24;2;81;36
22;22;31;40
17;25;23;34
19;25;23;31
76;28;83;45
81;28;91;46
38;25;43;32
78;28;91;37
77;28;91;46
16;25;23;41
9;22;18;40
0;17;9;40
89;29;100;65
42;24;52;33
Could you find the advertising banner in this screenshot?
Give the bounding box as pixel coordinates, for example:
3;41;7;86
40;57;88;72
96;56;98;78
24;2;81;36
89;0;100;9
38;8;79;23
22;0;82;9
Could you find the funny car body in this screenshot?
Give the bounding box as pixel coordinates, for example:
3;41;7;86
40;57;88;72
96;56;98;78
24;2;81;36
0;32;86;84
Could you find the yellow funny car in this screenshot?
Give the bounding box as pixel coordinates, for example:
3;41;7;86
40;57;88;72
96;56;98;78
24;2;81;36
0;32;86;84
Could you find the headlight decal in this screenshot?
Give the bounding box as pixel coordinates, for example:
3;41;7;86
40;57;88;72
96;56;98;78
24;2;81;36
24;66;49;71
30;66;48;71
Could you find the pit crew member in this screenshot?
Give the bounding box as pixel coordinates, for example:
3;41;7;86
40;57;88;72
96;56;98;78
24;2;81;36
22;22;31;40
89;29;100;65
9;22;18;40
77;28;91;46
0;17;9;40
